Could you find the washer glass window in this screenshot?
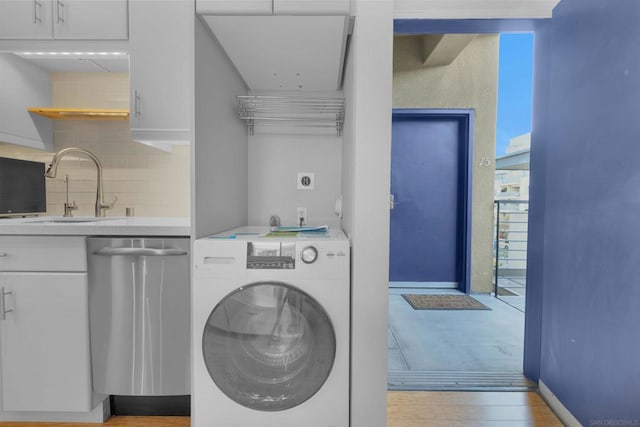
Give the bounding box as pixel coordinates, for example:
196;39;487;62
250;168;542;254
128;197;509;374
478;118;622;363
202;282;336;411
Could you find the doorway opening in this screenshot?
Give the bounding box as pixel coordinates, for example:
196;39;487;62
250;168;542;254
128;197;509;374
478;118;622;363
493;33;534;313
388;28;535;390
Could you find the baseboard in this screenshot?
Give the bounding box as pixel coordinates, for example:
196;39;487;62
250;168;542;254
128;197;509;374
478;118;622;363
389;281;458;289
539;380;582;427
110;395;190;416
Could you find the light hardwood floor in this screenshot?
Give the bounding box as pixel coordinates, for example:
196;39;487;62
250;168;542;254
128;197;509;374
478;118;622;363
387;391;564;426
0;392;562;427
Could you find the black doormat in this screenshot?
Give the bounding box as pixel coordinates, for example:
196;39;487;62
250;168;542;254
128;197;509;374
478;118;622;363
402;294;491;310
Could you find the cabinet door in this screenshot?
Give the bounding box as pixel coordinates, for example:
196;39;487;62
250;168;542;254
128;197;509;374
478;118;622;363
196;0;272;15
52;0;128;40
0;54;53;151
129;0;192;148
0;0;53;39
0;272;92;412
273;0;350;15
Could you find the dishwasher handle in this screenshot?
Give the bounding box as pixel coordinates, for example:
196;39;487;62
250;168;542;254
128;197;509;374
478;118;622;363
94;247;188;257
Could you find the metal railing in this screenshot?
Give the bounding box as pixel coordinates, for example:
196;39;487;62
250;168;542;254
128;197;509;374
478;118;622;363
493;200;528;312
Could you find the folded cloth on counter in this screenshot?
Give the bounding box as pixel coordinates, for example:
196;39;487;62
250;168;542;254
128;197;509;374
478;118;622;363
270;225;329;233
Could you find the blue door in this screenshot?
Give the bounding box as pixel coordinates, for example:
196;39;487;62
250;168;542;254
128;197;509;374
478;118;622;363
389;110;472;290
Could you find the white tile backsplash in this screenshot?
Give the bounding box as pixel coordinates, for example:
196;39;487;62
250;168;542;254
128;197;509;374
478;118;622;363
0;72;190;218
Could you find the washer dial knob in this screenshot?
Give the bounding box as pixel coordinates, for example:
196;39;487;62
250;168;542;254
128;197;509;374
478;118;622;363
301;246;318;264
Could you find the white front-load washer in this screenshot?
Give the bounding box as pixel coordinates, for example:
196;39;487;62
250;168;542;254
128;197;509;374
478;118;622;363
192;226;350;427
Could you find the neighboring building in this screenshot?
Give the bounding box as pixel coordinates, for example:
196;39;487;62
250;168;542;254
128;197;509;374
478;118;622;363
495;133;530;273
495;133;530;201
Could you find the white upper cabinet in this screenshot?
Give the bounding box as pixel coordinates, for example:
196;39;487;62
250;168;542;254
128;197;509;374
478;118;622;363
0;0;53;39
197;0;272;15
197;0;350;15
52;0;128;40
0;0;128;40
129;0;192;150
273;0;350;15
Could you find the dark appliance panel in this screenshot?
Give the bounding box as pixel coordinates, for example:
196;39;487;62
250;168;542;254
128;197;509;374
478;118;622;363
0;157;46;216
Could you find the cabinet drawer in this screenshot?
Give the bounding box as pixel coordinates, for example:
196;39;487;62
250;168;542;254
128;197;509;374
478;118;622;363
0;236;86;272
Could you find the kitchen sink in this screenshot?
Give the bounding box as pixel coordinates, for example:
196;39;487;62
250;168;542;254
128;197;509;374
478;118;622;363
27;217;118;224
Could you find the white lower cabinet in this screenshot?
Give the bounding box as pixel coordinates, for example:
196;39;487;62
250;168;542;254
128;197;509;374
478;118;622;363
0;236;97;418
0;272;92;412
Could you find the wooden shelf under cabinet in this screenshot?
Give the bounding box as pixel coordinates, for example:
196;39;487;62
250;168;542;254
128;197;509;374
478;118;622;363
28;107;129;121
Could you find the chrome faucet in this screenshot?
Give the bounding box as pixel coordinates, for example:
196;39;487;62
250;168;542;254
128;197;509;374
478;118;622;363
45;148;117;217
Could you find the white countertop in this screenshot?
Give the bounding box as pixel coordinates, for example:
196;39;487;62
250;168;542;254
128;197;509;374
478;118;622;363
0;216;190;236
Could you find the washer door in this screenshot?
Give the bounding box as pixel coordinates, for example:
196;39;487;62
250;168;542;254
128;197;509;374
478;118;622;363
202;282;336;411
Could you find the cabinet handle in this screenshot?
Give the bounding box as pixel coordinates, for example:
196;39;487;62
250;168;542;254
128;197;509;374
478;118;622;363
134;90;141;117
95;247;188;257
0;253;7;257
33;0;43;24
1;288;12;321
56;0;65;24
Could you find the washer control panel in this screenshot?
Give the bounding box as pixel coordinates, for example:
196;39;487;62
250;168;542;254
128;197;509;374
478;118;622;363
246;242;296;269
325;250;348;258
245;241;347;269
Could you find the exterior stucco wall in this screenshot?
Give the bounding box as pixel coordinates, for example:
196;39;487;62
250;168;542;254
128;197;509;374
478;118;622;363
393;34;499;293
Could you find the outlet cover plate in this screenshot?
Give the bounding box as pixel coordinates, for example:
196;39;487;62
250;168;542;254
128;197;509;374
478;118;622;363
297;172;315;190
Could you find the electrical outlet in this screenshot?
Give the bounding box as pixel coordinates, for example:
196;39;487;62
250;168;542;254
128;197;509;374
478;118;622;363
296;207;307;226
297;172;315;190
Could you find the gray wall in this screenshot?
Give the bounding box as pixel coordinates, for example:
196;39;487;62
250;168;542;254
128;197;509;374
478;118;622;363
193;16;248;238
393;34;499;293
248;131;342;227
342;2;393;426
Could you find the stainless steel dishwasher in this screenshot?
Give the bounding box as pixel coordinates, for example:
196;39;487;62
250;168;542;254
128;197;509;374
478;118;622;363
87;237;190;396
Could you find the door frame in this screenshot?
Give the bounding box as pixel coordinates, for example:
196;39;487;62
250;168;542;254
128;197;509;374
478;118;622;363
392;108;474;293
394;18;546;382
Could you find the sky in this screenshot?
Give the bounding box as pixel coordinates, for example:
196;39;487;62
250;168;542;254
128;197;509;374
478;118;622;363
495;33;534;156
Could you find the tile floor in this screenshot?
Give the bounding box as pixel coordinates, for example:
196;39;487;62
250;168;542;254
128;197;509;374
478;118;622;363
496;276;527;312
388;288;527;389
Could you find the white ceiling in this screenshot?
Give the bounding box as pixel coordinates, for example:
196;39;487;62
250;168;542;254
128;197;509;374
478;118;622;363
12;53;129;73
203;15;349;91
